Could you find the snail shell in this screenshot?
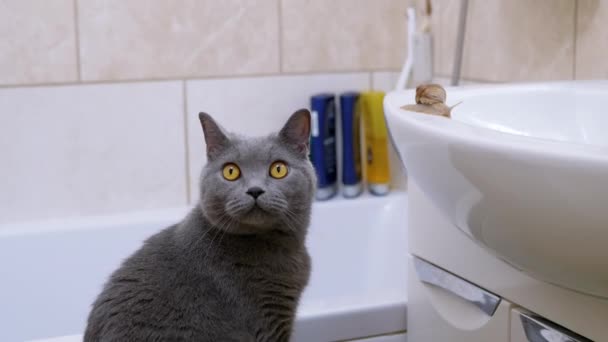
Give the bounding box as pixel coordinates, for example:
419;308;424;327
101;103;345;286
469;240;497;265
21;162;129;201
402;83;459;118
415;84;446;105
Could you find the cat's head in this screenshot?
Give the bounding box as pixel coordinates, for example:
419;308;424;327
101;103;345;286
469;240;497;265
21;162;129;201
197;110;316;235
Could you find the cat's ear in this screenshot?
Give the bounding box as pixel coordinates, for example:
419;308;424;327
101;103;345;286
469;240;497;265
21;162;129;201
279;109;311;156
199;112;230;160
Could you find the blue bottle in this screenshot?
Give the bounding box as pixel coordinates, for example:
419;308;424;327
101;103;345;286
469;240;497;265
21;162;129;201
310;93;337;200
340;92;362;198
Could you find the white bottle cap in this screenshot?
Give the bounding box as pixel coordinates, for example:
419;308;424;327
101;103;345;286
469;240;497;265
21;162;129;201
342;183;362;198
369;183;390;196
316;184;337;201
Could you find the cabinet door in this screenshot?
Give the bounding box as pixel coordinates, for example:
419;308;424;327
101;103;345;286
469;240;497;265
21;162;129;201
408;256;511;342
510;308;592;342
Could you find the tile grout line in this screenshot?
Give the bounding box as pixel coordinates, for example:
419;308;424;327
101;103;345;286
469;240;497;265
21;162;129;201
437;2;444;77
433;73;499;84
277;0;284;73
182;80;192;204
572;0;578;80
73;0;82;81
0;69;402;90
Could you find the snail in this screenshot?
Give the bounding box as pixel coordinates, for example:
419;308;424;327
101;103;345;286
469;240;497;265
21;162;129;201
401;84;460;118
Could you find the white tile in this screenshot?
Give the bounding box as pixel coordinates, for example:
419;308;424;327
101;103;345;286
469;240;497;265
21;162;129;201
372;71;401;92
186;73;370;202
0;82;186;224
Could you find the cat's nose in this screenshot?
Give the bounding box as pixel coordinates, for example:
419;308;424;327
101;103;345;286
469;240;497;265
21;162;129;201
246;187;265;199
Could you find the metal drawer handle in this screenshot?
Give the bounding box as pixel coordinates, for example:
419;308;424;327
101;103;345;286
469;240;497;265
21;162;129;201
518;310;593;342
413;256;501;316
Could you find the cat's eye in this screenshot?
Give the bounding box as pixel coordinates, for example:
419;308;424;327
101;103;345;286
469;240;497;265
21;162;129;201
269;161;288;179
222;163;241;181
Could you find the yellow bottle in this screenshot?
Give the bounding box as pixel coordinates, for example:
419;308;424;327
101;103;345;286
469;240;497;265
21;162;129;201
361;91;390;195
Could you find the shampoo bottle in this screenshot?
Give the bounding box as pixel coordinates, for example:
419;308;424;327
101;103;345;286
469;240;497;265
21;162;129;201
310;93;338;200
339;92;362;198
361;91;390;196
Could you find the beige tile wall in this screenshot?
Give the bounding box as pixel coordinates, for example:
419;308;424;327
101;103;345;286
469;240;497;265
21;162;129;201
433;0;577;82
281;0;409;72
0;0;78;85
78;0;280;81
0;0;410;86
575;0;608;79
1;0;605;85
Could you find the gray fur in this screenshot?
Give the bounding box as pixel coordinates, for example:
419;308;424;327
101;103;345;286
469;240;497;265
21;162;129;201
84;109;315;342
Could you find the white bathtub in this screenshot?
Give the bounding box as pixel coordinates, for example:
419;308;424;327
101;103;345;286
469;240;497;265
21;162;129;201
0;192;408;342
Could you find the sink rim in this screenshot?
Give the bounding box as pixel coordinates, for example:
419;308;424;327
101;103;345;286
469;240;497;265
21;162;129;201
385;81;608;166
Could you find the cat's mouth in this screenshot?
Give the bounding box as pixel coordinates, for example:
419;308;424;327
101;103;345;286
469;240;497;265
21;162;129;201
221;198;281;231
247;202;271;216
235;202;273;225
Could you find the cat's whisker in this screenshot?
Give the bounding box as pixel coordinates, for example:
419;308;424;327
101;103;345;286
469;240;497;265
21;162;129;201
203;213;234;259
215;226;230;252
282;206;301;221
281;209;301;232
204;226;224;259
194;210;230;248
266;198;289;214
225;199;254;217
283;220;297;233
191;222;218;251
287;211;305;230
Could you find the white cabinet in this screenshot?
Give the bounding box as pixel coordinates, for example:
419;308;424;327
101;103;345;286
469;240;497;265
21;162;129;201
407;256;512;342
510;308;592;342
349;332;407;342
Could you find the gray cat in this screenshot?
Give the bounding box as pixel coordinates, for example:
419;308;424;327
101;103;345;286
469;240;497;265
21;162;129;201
84;109;316;342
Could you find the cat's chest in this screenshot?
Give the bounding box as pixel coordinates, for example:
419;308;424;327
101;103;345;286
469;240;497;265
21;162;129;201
242;268;303;341
206;249;309;341
234;251;310;305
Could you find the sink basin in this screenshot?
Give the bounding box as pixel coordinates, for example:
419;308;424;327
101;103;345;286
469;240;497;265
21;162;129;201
385;81;608;298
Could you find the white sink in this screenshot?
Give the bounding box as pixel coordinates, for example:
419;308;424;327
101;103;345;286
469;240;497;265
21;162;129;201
385;81;608;298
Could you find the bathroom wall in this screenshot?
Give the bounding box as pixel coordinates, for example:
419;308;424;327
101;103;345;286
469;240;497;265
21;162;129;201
0;0;413;86
1;0;605;225
0;0;411;225
431;0;607;82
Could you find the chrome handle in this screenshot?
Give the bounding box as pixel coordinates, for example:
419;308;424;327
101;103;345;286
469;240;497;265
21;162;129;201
517;310;592;342
413;256;501;316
